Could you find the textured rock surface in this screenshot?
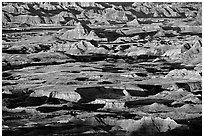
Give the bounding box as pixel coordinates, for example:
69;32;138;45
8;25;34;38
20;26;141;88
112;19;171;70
2;2;202;136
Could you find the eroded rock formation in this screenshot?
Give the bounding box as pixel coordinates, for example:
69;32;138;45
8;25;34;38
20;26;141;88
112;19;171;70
2;2;202;136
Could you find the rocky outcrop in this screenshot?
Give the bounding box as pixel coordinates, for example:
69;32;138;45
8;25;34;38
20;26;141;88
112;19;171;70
2;2;202;27
65;18;80;26
116;116;182;135
57;40;108;55
126;19;140;27
58;22;103;41
164;69;201;80
131;2;200;18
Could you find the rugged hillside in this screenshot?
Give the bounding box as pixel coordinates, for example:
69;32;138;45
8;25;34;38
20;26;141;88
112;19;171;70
2;2;202;27
2;2;202;136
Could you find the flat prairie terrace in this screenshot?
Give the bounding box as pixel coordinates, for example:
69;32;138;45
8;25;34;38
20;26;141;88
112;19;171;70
2;2;202;136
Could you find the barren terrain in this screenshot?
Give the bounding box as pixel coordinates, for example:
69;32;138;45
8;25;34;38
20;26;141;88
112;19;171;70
2;2;202;136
